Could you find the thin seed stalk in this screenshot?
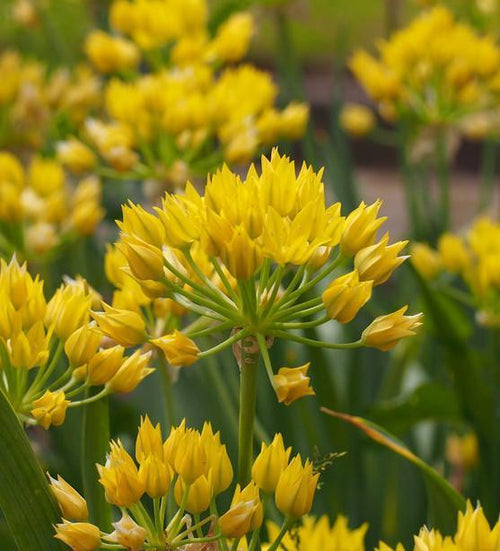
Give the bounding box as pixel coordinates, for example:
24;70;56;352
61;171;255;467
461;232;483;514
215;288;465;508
235;334;260;486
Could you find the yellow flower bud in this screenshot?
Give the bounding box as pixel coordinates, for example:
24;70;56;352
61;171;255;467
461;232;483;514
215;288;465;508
0;152;24;189
25;223;59;255
273;364;315;406
219;482;263;539
106;512;147;551
136;415;164;462
279;102;309;140
252;433;291;493
455;502;494;550
410;243;442;279
97;440;144;507
275;455;319;518
92;303;148;347
362;306;423;351
106;350;154;393
340;103;376;138
46;284;93;341
200;422;233;494
209;12;254;63
174;429;207;484
48;474;88;521
64;323;102;367
31;390;70;429
118;235;165;281
71;201;105;237
437;233;470;274
446;433;479;471
174;474;213;514
139;455;172;498
0;182;23;222
163;419;186;468
56;138;96;173
119;199;168;249
85;345;124;385
341;200;387;256
322;270;373;323
85;30;139;74
355;234;409;285
28;157;64;196
151;330;200;367
8;322;49;369
221;225;263;280
54;519;101;551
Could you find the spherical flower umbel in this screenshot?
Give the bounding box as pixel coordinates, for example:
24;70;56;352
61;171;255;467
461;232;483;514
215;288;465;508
105;149;421;407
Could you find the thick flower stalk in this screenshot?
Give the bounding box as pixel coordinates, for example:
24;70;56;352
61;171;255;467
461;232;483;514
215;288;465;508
53;417;319;551
69;0;308;193
98;149;422;484
0;152;104;262
411;216;500;328
0;257;153;429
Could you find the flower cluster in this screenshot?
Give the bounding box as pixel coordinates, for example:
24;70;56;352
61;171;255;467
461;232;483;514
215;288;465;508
53;419;318;550
96;150;422;405
0;51;100;150
67;0;308;192
349;7;500;136
378;501;500;550
0;151;104;261
411;216;500;327
0;257;153;429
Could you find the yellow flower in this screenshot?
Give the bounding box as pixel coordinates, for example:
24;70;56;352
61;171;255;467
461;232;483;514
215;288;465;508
0;152;24;189
56;138;96;173
85;345;124;385
85;30;139;74
118;235;165;282
135;415;164;463
411;243;443;279
106;350;154;393
174;474;213;514
252;433;291;494
219;482;263;539
322;270;373;323
355;234;409;285
46;283;93;341
208;12;254;63
163;419;187;469
92;303;148;347
106;512;147;551
437;233;470;274
31;390;70;429
97;440;144;507
28;157;64;196
139;455;172;498
341;200;387;256
362;306;423;351
275;455;319;518
174;428;207;484
445;433;479;471
151;330;200;367
273;364;315;406
200;422;233;494
48;474;88;521
266;515;368;551
71;201;105;237
455;501;500;550
64;323;102;367
54;520;101;551
8;322;49;369
340;103;376;137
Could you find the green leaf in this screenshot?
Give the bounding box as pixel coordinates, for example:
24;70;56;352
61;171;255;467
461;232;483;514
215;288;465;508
322;407;466;533
369;382;461;435
81;392;111;530
0;389;65;550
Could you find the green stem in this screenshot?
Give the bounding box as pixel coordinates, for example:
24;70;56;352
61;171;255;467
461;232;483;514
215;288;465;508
157;353;176;428
0;388;66;550
267;517;294;551
272;330;363;350
436;132;451;236
236;334;260;486
81;390;112;530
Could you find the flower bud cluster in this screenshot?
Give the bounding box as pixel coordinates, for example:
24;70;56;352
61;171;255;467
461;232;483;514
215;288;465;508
0;257;153;429
54;419;319;550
